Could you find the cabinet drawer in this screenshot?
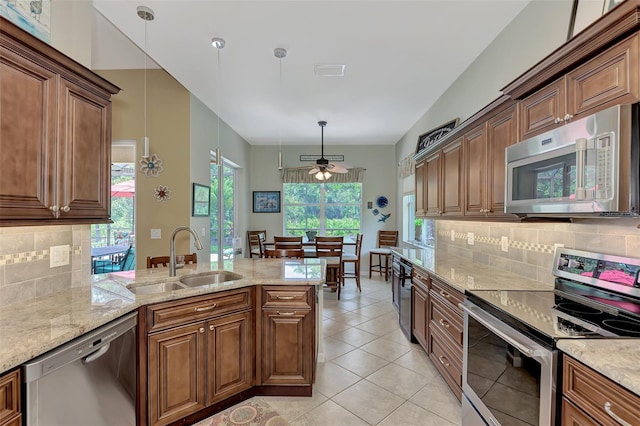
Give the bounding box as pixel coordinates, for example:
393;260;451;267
261;286;312;309
430;295;463;347
0;368;20;426
430;278;464;314
147;288;253;332
412;267;429;289
429;327;462;401
562;397;598;426
563;356;640;426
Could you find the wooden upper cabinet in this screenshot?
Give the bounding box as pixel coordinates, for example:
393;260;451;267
0;17;119;225
441;138;463;216
463;124;486;216
415;159;426;217
519;33;639;140
486;105;518;217
424;151;441;217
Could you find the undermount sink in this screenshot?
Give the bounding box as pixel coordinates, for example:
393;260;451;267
127;282;185;295
180;271;243;287
126;271;243;295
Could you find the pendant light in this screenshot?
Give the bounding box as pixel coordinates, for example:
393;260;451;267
137;5;154;159
212;37;225;165
274;47;287;170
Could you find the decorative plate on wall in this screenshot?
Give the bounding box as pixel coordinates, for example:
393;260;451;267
376;196;388;209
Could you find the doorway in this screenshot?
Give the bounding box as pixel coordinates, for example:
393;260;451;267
210;153;237;265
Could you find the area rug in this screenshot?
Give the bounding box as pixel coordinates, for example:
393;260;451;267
194;399;289;426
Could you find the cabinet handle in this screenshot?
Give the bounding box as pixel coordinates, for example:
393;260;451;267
276;296;295;300
604;402;631;426
439;318;450;329
49;205;59;218
195;303;217;312
438;355;450;367
564;113;573;121
209;325;214;331
277;311;295;316
554;117;563;124
61;205;70;213
439;290;451;299
199;327;204;333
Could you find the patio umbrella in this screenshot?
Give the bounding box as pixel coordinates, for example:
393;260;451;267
111;180;135;198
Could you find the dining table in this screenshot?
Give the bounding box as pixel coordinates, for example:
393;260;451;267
262;236;356;258
90;245;130;273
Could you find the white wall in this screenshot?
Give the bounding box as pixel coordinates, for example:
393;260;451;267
249;144;396;267
190;95;252;261
393;0;575;241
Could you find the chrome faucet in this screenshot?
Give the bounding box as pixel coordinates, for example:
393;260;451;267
170;226;204;277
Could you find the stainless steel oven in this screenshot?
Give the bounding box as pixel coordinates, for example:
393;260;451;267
462;298;557;426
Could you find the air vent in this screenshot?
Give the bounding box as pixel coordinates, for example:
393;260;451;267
314;64;346;77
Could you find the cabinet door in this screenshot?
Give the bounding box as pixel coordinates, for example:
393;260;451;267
415;159;426;217
206;311;253;404
0;369;20;426
463;124;486;216
412;282;428;350
0;46;56;220
424;151;441;216
441;138;463;216
568;33;639;118
148;323;206;426
262;309;313;385
519;77;566;140
486;105;517;216
57;78;111;220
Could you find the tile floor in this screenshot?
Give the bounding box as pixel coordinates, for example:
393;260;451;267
256;276;463;425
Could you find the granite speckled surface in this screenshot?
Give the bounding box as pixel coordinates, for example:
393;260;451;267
557;339;640;397
0;258;325;373
391;247;554;292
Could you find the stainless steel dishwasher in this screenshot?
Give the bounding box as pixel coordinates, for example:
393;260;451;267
23;312;137;426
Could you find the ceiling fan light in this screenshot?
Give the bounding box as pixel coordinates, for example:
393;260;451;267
315;171;331;181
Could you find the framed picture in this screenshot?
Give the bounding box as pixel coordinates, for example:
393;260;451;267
415;118;460;156
192;183;210;217
253;191;281;213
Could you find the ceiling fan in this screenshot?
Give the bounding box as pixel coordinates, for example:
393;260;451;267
308;121;349;180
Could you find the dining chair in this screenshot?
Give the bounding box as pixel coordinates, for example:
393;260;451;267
369;230;398;281
146;253;197;269
93;246;134;273
247;230;266;258
315;236;344;299
263;248;305;259
341;233;363;292
273;236;303;250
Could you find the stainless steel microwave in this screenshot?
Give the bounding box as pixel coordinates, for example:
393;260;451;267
505;104;639;217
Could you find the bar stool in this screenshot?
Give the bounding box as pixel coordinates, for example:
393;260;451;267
369;230;398;281
315;236;344;299
341;233;363;292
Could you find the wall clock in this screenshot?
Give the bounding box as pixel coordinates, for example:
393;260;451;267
376;196;388;209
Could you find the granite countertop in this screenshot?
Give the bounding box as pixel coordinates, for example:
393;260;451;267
391;247;554;293
0;257;325;373
557;339;640;397
392;247;640;397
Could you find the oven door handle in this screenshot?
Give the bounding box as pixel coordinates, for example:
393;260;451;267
461;302;548;359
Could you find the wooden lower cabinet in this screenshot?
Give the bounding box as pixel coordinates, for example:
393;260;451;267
148;322;206;426
0;368;21;426
562;355;640;426
261;309;313;385
412;277;428;350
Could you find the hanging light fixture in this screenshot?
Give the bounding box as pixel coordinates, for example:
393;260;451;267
137;5;154;159
212;37;225;165
315;120;331;181
274;47;287;170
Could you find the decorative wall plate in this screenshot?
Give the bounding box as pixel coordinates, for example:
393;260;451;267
139;154;164;177
376;196;388;209
154;185;171;202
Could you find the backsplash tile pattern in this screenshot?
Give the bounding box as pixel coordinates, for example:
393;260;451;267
0;225;91;307
436;218;640;285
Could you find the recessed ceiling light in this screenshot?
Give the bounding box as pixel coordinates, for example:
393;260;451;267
314;64;345;77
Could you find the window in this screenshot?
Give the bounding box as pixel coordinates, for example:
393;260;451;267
283;183;361;236
403;193;435;247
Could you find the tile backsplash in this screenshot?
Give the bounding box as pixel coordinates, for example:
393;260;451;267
0;225;91;307
436;218;640;285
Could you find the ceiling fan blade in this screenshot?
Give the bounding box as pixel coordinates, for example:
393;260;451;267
327;163;348;173
308;167;320;174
